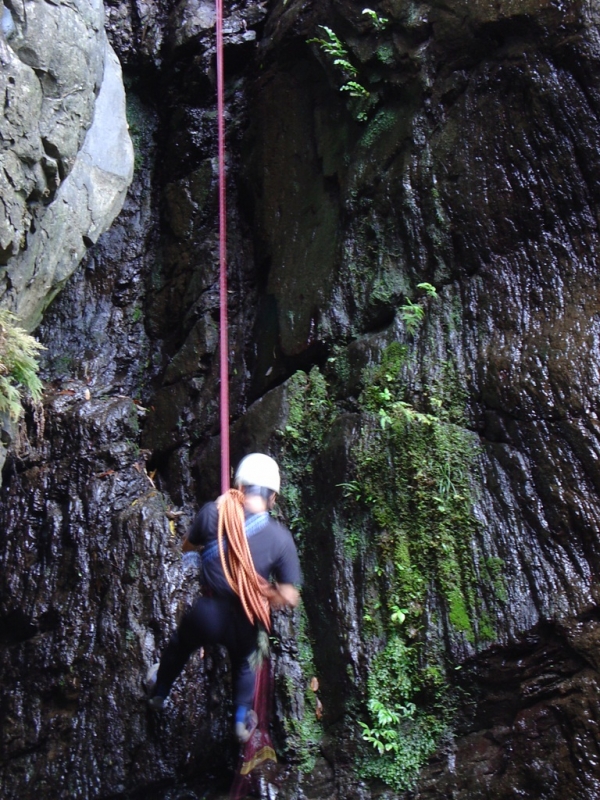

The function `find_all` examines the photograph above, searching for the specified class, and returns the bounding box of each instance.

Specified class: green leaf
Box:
[340,81,370,98]
[417,282,438,298]
[333,58,358,76]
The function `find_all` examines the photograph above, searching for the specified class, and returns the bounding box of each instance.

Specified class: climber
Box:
[147,453,301,743]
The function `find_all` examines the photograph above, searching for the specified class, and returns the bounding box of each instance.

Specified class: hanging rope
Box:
[214,7,276,631]
[217,490,278,631]
[216,0,230,494]
[214,25,278,791]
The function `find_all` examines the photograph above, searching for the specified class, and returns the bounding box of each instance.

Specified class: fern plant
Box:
[308,26,351,65]
[362,8,389,30]
[400,284,438,335]
[340,81,370,98]
[399,299,425,335]
[308,26,370,104]
[0,310,45,420]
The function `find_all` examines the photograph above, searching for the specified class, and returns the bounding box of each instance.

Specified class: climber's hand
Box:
[274,583,300,608]
[181,534,199,552]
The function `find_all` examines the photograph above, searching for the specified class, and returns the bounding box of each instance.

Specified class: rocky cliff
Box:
[0,0,133,474]
[3,1,600,798]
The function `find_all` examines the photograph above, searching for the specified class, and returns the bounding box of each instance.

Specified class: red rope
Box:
[216,0,230,494]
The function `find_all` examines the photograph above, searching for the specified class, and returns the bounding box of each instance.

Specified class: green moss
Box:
[334,518,367,561]
[477,611,496,642]
[124,438,141,459]
[485,556,507,603]
[281,606,322,771]
[447,589,472,637]
[327,346,351,391]
[376,42,395,65]
[359,107,403,150]
[128,402,141,435]
[371,269,405,307]
[381,340,408,376]
[276,370,332,762]
[132,306,143,324]
[278,367,333,544]
[430,357,469,424]
[358,636,448,791]
[357,396,480,639]
[124,85,153,173]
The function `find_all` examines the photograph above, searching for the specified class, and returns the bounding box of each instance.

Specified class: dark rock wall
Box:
[3,0,600,798]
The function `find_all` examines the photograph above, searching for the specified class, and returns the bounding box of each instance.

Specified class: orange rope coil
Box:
[217,489,277,631]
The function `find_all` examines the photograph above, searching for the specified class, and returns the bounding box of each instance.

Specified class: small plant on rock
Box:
[362,8,389,30]
[399,299,425,335]
[400,283,438,335]
[0,310,44,420]
[308,26,358,76]
[308,26,370,119]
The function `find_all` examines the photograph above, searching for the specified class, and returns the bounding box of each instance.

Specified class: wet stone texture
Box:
[0,388,230,798]
[0,77,230,799]
[4,0,600,798]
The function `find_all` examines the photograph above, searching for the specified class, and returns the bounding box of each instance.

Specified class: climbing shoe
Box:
[145,663,166,710]
[235,709,258,743]
[148,695,165,711]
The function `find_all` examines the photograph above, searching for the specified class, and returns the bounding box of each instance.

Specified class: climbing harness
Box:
[216,0,229,494]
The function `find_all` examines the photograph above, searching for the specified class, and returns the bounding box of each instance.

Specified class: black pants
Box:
[155,595,258,708]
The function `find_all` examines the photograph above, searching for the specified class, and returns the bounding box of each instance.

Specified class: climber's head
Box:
[234,453,280,510]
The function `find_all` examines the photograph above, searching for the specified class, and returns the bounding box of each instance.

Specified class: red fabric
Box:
[230,660,278,799]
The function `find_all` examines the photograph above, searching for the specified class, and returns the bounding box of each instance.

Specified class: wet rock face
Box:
[0,0,133,477]
[0,389,233,799]
[4,0,600,798]
[0,146,240,799]
[414,620,600,799]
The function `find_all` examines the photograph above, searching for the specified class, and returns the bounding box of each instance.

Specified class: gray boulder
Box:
[0,0,134,330]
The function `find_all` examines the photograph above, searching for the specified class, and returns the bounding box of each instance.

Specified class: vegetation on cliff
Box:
[0,310,44,420]
[274,283,500,791]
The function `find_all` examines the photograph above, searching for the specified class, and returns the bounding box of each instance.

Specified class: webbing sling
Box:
[201,512,270,564]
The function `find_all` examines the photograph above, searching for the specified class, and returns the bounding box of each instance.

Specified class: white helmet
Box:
[234,453,280,494]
